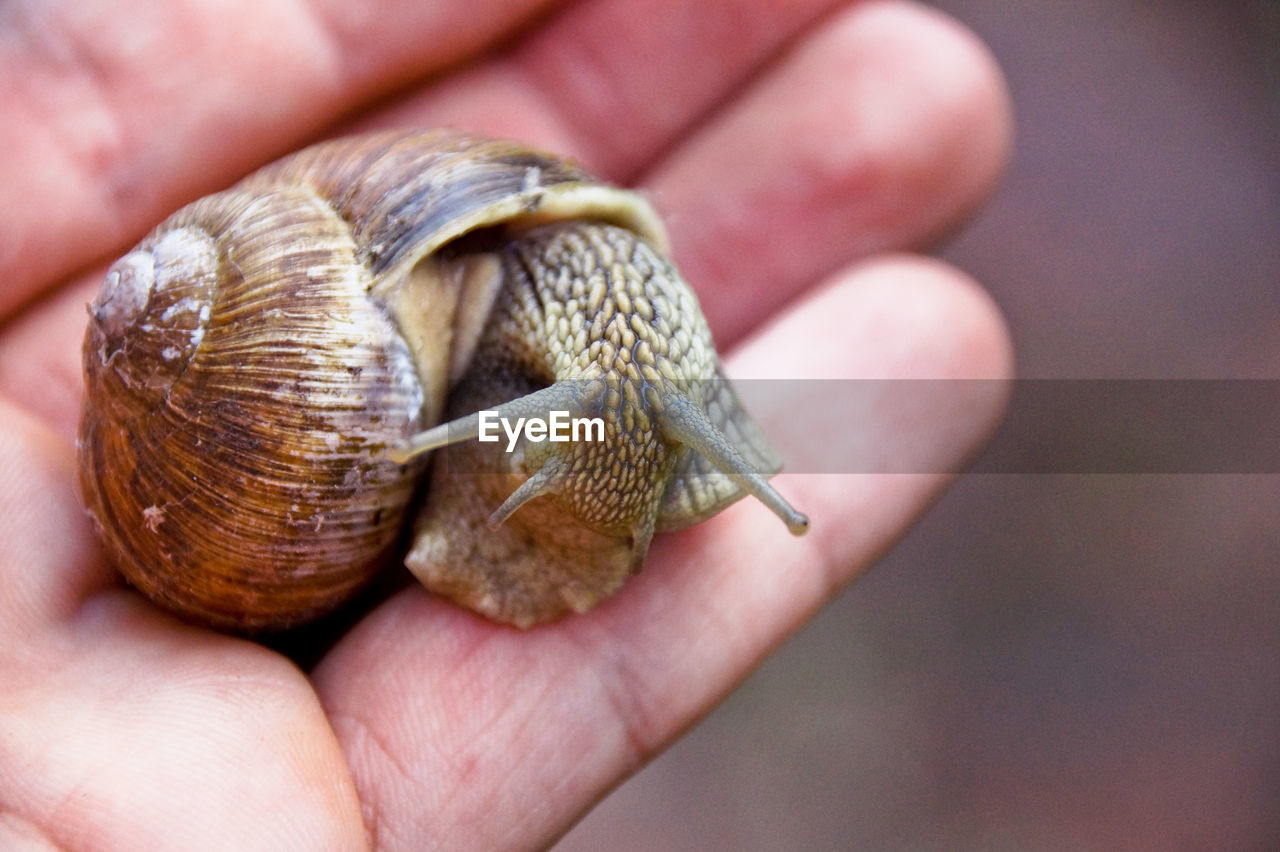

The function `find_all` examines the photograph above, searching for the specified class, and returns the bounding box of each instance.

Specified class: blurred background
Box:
[561,2,1280,849]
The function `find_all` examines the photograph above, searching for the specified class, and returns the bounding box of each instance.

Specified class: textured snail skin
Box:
[78,130,806,632]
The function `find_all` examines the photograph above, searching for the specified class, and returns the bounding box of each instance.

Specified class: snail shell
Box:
[79,130,807,631]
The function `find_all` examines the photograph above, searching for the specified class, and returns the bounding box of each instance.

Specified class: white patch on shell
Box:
[91,251,155,341]
[141,505,165,531]
[190,304,210,351]
[160,346,183,361]
[159,296,203,322]
[151,227,219,296]
[320,330,424,448]
[306,268,426,453]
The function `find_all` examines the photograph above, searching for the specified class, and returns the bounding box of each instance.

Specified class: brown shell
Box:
[79,188,427,630]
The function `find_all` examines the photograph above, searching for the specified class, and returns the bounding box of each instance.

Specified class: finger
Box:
[370,0,846,178]
[312,255,1011,848]
[645,1,1013,343]
[354,1,1012,344]
[0,0,559,317]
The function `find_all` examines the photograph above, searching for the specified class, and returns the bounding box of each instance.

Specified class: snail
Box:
[78,129,808,632]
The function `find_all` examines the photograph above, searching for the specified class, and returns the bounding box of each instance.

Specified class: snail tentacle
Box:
[659,391,810,536]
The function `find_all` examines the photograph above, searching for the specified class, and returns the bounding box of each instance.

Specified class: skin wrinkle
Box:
[555,532,763,756]
[2,812,63,852]
[500,744,591,851]
[1,579,369,847]
[326,710,402,850]
[44,778,100,852]
[0,411,109,637]
[487,642,617,830]
[572,574,710,749]
[3,698,100,851]
[427,711,528,848]
[0,810,62,852]
[548,680,655,846]
[491,676,589,849]
[563,620,657,759]
[324,601,661,850]
[320,605,507,845]
[0,278,94,443]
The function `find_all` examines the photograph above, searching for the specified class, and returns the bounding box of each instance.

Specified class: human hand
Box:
[0,0,1012,848]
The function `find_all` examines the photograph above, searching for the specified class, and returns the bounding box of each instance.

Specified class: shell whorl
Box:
[80,184,427,631]
[85,226,219,419]
[240,129,670,284]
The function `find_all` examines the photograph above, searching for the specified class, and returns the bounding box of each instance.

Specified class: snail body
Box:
[79,130,806,631]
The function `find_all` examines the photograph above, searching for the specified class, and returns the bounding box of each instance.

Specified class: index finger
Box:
[0,0,839,318]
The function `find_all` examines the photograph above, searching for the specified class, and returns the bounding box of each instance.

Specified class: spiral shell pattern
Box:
[80,187,426,630]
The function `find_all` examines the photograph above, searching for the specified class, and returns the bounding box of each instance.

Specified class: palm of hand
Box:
[0,1,1011,848]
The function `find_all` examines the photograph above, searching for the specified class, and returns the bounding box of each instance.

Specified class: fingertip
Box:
[645,0,1015,342]
[785,0,1015,246]
[725,254,1012,550]
[847,253,1015,384]
[883,1,1016,230]
[731,253,1013,384]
